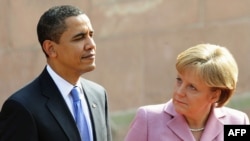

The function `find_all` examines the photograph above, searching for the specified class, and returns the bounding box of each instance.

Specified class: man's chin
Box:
[82,65,96,73]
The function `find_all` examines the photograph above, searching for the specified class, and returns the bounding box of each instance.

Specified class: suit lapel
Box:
[81,79,104,141]
[81,81,99,113]
[200,108,224,141]
[167,115,195,141]
[39,68,81,141]
[81,79,96,139]
[165,100,195,141]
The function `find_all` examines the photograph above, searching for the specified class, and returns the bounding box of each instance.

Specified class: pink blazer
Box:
[125,99,249,141]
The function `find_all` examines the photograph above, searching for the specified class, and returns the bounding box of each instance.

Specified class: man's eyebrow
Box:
[72,30,94,39]
[72,32,86,39]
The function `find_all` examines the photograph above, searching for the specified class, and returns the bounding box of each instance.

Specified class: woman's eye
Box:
[176,78,182,85]
[188,85,197,91]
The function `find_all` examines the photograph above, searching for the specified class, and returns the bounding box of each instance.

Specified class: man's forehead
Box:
[65,14,92,28]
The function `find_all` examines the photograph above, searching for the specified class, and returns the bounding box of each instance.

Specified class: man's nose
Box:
[85,37,96,50]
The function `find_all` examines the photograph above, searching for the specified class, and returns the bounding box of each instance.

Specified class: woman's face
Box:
[172,69,219,118]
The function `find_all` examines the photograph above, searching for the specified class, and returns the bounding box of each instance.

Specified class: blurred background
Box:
[1,0,250,140]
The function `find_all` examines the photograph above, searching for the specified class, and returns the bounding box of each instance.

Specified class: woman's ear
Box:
[211,89,221,103]
[42,40,57,58]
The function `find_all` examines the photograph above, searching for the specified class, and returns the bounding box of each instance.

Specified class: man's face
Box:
[51,14,96,77]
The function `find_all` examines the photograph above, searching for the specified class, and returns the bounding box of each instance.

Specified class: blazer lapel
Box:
[164,101,195,141]
[167,114,195,141]
[200,108,224,141]
[80,79,105,141]
[39,68,81,141]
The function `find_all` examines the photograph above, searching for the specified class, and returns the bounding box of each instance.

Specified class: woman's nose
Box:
[175,86,186,97]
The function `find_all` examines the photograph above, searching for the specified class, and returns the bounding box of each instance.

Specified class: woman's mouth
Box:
[174,99,187,105]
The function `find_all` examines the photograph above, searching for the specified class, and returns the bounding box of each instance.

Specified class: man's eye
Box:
[74,38,81,41]
[89,32,94,38]
[73,35,85,41]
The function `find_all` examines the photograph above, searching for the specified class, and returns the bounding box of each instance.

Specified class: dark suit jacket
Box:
[0,68,112,141]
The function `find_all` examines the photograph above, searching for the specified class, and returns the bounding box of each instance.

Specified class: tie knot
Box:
[71,86,80,101]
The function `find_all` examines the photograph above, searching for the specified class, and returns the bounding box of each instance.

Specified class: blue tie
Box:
[71,86,90,141]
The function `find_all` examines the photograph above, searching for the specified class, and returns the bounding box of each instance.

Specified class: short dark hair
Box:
[37,5,84,56]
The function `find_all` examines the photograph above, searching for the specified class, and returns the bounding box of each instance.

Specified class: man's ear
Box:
[42,40,57,57]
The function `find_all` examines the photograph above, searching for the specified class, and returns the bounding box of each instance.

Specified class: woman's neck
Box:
[185,107,212,129]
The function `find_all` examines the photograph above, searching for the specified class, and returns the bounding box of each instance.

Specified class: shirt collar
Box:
[46,65,81,97]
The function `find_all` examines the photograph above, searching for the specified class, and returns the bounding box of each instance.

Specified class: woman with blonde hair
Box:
[125,44,249,141]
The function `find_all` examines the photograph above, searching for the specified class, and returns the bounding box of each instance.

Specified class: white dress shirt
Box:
[46,65,93,141]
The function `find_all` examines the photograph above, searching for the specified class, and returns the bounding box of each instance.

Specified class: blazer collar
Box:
[39,68,81,141]
[80,79,98,111]
[164,100,224,141]
[164,100,195,140]
[80,78,100,141]
[200,108,224,140]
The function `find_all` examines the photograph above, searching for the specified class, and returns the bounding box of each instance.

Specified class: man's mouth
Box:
[82,54,95,59]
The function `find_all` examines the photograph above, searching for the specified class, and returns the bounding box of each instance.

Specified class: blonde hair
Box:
[176,44,238,107]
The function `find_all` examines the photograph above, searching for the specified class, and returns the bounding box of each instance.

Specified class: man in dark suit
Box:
[0,5,112,141]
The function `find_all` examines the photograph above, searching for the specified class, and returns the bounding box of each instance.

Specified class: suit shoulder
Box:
[216,106,249,124]
[8,78,40,101]
[219,106,247,116]
[81,78,105,89]
[140,104,165,111]
[137,103,167,116]
[135,103,173,127]
[81,78,102,86]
